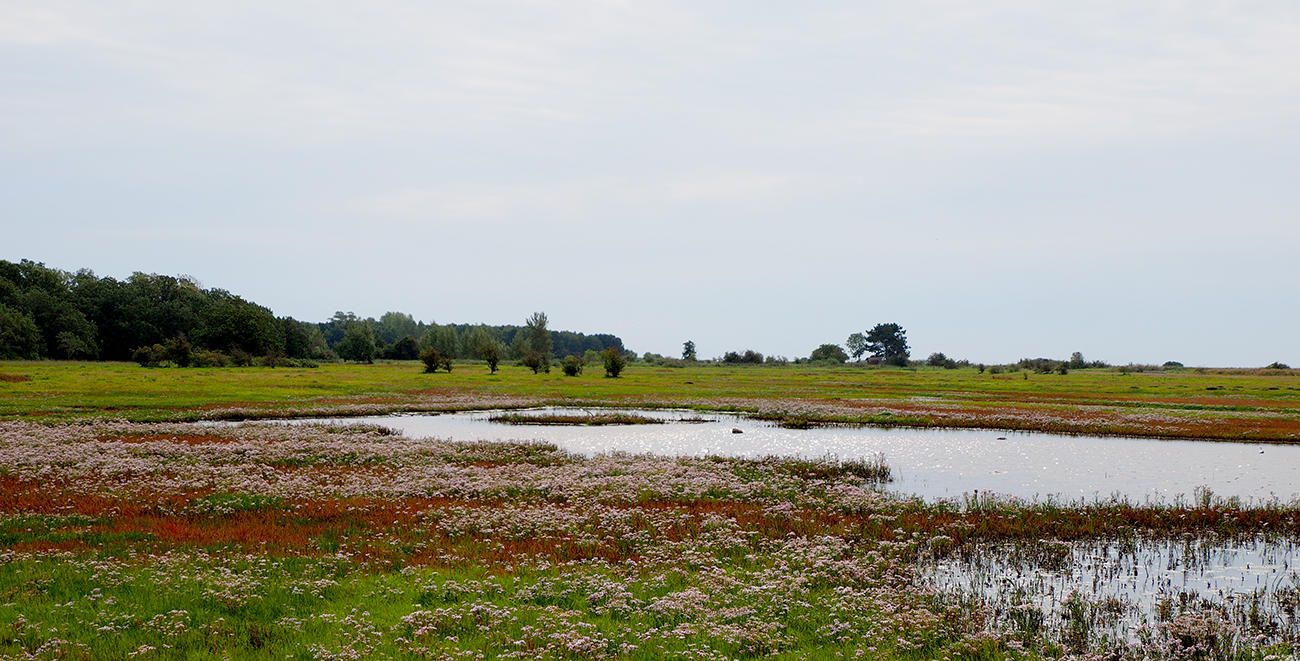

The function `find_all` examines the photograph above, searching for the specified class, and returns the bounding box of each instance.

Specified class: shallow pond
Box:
[282,407,1300,504]
[923,535,1300,645]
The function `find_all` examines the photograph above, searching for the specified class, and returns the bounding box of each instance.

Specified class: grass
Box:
[0,420,1296,660]
[1,361,1299,659]
[489,412,665,426]
[2,360,1299,440]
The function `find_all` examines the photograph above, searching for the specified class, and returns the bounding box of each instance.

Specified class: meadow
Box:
[1,361,1298,660]
[2,360,1298,440]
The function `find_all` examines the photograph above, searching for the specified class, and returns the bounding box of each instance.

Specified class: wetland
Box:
[1,361,1298,659]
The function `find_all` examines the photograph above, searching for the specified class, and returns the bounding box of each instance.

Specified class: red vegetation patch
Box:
[0,373,32,383]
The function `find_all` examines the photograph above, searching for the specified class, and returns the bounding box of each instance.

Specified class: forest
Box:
[0,260,625,364]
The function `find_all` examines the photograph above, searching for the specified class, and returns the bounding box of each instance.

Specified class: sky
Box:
[2,1,1298,366]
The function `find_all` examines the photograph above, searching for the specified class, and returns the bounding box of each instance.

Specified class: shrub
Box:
[601,347,626,378]
[259,352,293,368]
[520,348,549,374]
[229,348,255,367]
[1163,361,1184,369]
[477,341,501,373]
[988,365,1003,374]
[723,350,764,364]
[189,348,229,368]
[1265,362,1291,370]
[132,344,166,367]
[420,348,452,373]
[810,344,848,363]
[927,352,959,369]
[561,355,584,376]
[163,337,192,367]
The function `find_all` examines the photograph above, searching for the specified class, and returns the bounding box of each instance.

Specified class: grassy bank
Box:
[2,360,1299,441]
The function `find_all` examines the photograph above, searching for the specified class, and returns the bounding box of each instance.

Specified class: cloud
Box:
[349,171,830,223]
[4,1,1299,149]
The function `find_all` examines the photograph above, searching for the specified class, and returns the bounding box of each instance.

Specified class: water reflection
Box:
[923,535,1300,645]
[299,407,1300,504]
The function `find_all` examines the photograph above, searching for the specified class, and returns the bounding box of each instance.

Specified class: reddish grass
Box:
[4,471,1297,568]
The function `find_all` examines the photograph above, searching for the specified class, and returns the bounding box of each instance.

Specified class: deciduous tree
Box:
[846,333,867,360]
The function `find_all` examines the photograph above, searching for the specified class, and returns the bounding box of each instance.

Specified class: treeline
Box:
[0,260,625,364]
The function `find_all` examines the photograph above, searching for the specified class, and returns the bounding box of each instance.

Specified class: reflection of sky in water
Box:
[292,407,1300,504]
[926,537,1300,641]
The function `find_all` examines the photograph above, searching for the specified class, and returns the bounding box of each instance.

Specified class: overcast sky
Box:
[3,1,1297,366]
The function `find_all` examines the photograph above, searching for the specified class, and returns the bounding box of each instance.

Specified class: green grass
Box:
[2,360,1298,439]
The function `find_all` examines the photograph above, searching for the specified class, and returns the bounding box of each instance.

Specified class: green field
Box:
[3,360,1299,440]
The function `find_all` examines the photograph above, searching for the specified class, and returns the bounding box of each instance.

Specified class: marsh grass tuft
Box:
[489,411,664,426]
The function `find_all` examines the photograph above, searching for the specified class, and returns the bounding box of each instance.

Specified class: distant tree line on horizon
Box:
[0,260,626,366]
[3,260,1290,371]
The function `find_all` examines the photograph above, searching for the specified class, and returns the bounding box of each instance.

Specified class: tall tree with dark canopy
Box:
[865,323,910,366]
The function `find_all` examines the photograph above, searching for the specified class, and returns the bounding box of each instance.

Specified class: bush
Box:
[163,337,192,367]
[723,350,764,364]
[520,348,549,374]
[477,341,501,373]
[132,344,167,367]
[561,355,584,376]
[420,348,452,373]
[259,352,293,368]
[927,352,959,369]
[229,348,255,367]
[601,347,626,378]
[1163,361,1184,369]
[810,344,848,363]
[1265,362,1291,370]
[189,348,229,368]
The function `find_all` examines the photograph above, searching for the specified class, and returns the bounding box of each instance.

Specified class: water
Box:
[271,407,1300,504]
[923,536,1300,644]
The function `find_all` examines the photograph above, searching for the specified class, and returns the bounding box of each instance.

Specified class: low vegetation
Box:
[3,361,1299,441]
[0,420,1294,660]
[489,411,662,425]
